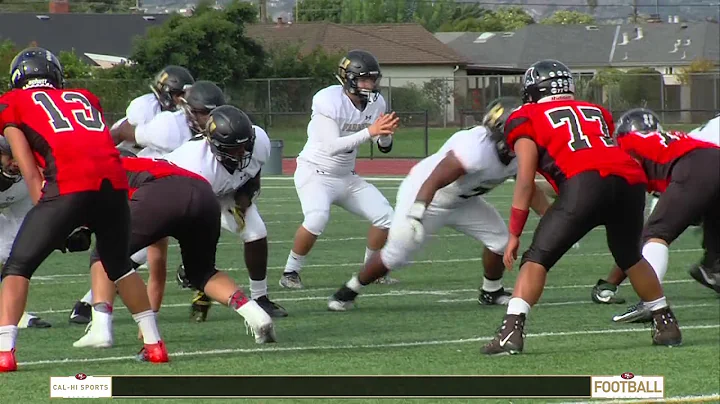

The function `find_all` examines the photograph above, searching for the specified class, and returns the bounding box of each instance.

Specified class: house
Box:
[437,22,720,124]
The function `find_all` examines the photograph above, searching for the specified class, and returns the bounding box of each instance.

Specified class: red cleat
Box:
[136,340,169,363]
[0,349,17,372]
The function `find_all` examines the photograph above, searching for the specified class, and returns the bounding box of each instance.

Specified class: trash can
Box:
[265,139,284,175]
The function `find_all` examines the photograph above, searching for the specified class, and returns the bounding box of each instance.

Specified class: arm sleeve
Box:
[450,133,486,174]
[134,112,187,152]
[308,114,372,156]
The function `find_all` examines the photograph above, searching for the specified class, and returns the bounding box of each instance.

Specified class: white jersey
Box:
[115,93,162,151]
[297,85,386,175]
[408,126,517,206]
[0,180,33,262]
[134,110,193,158]
[689,115,720,146]
[165,125,271,198]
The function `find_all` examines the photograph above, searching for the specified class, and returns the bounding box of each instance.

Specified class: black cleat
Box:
[688,264,720,293]
[651,307,682,347]
[69,301,92,325]
[255,295,288,318]
[328,285,359,312]
[190,291,212,322]
[177,264,193,289]
[478,288,511,305]
[481,314,526,356]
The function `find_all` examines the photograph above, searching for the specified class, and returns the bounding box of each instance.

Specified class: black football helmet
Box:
[9,47,64,90]
[151,65,195,112]
[181,80,226,134]
[522,59,575,103]
[335,50,382,103]
[615,108,664,140]
[482,97,523,165]
[205,105,255,173]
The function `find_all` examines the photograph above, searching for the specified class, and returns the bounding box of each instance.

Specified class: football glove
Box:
[66,227,92,252]
[401,202,426,244]
[230,206,246,231]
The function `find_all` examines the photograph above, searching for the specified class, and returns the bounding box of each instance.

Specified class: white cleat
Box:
[73,323,113,348]
[239,300,277,344]
[327,298,354,312]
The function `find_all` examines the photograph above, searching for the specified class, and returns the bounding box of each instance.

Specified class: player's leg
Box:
[70,247,147,325]
[689,219,720,293]
[335,174,396,284]
[328,178,444,311]
[0,195,87,372]
[90,181,168,363]
[179,180,275,343]
[281,166,338,289]
[604,178,681,346]
[449,197,511,305]
[482,172,604,356]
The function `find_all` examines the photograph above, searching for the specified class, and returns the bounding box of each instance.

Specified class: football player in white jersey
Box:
[68,67,197,324]
[328,98,551,311]
[280,50,401,290]
[165,103,288,319]
[0,138,93,329]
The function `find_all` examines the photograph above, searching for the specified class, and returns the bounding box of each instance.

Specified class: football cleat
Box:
[136,341,169,363]
[591,279,626,304]
[612,301,652,323]
[481,314,526,356]
[651,307,682,347]
[688,264,720,293]
[328,285,358,312]
[255,296,288,318]
[73,323,113,348]
[69,301,92,325]
[279,271,304,289]
[18,312,51,329]
[478,288,512,305]
[190,291,212,322]
[374,274,400,285]
[0,349,17,372]
[238,300,277,344]
[176,264,193,289]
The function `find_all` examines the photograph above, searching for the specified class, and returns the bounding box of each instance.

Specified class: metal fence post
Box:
[660,75,666,124]
[266,79,272,127]
[424,110,429,157]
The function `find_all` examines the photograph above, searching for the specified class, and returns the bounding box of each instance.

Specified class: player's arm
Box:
[111,119,136,145]
[415,151,466,206]
[529,182,551,216]
[310,113,398,155]
[234,170,261,214]
[508,137,538,238]
[376,98,395,154]
[3,127,43,204]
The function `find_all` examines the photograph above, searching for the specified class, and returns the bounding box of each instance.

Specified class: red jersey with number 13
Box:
[0,88,128,197]
[122,156,208,198]
[617,130,719,193]
[505,99,646,192]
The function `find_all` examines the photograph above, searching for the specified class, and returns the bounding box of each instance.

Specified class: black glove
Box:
[65,227,92,253]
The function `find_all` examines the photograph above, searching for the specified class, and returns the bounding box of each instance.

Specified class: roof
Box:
[246,22,467,66]
[0,13,171,59]
[440,22,720,70]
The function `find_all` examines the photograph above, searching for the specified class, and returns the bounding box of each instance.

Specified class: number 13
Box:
[32,91,106,133]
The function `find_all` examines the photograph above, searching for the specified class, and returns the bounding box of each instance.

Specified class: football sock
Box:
[642,242,669,283]
[80,290,93,305]
[284,251,306,274]
[228,290,249,310]
[0,325,17,351]
[507,297,531,316]
[364,247,377,264]
[250,278,268,300]
[132,310,161,345]
[645,296,668,311]
[483,277,503,292]
[346,276,363,293]
[91,303,113,332]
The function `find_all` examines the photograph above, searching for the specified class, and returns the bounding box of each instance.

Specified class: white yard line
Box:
[17,324,719,367]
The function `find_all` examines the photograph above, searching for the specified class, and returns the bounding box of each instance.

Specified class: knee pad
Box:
[130,247,148,266]
[371,205,394,230]
[302,209,330,236]
[242,205,268,243]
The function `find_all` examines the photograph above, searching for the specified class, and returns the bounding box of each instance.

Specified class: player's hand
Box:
[503,235,520,270]
[66,227,92,253]
[402,202,427,244]
[369,112,400,137]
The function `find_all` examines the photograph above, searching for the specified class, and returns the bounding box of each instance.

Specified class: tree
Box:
[541,10,596,25]
[130,0,265,86]
[295,0,342,22]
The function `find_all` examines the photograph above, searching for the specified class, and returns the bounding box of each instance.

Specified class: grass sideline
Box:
[1,181,717,403]
[267,124,701,158]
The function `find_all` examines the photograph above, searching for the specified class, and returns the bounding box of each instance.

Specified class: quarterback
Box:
[329,97,551,310]
[280,50,400,290]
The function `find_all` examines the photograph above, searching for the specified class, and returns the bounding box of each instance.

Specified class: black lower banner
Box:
[111,375,591,398]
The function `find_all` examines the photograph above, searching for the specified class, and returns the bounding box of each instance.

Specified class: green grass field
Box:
[271,124,701,158]
[1,178,718,403]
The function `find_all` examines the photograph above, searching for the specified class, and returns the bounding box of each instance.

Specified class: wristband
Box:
[509,207,529,237]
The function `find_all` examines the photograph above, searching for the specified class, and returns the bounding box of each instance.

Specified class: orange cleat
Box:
[136,341,169,364]
[0,349,17,372]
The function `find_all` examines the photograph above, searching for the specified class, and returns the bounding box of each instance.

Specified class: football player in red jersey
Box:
[74,118,275,351]
[0,48,168,372]
[481,59,682,356]
[589,109,720,322]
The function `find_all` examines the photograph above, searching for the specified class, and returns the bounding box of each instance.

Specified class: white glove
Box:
[403,201,426,244]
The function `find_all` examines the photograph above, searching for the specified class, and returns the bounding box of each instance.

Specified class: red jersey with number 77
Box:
[0,88,128,197]
[505,99,647,193]
[617,130,719,193]
[122,156,208,198]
